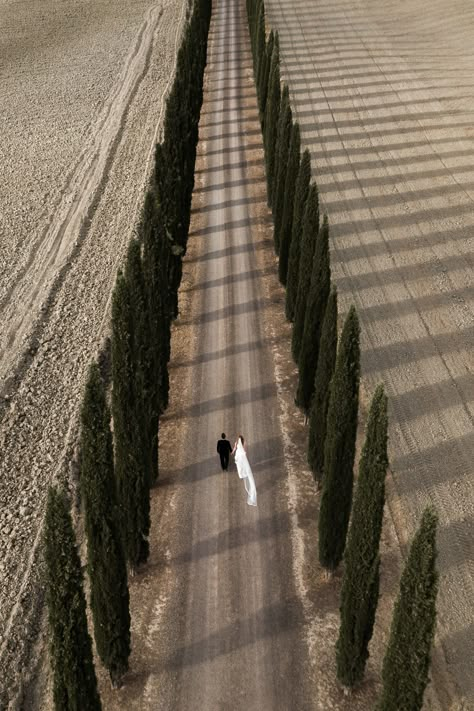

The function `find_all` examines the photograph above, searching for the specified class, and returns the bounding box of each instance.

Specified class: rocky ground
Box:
[0,0,185,706]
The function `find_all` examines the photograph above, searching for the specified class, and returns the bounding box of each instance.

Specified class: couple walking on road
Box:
[217,433,257,507]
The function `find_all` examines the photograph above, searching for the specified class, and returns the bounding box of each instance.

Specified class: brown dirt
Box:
[264,0,474,707]
[0,0,186,705]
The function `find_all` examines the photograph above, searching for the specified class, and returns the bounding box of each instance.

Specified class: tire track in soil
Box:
[0,4,163,393]
[0,1,187,705]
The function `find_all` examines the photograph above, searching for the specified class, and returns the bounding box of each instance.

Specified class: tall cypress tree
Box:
[111,272,150,570]
[295,215,330,413]
[256,16,268,114]
[155,142,183,320]
[264,33,280,206]
[259,30,274,124]
[255,1,265,82]
[80,362,131,687]
[291,182,319,362]
[249,0,259,58]
[278,121,300,285]
[141,194,170,482]
[141,192,170,414]
[285,149,311,321]
[308,286,338,486]
[273,84,293,253]
[318,305,360,572]
[44,487,102,710]
[336,384,388,687]
[161,91,183,247]
[125,239,155,484]
[376,508,439,711]
[246,0,252,35]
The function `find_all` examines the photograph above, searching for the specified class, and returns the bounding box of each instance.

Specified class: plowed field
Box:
[0,0,184,704]
[265,0,474,703]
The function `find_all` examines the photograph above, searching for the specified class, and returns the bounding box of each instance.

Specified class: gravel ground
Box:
[0,0,185,705]
[264,0,474,705]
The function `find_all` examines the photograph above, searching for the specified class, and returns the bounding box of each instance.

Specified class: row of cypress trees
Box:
[43,0,212,706]
[246,2,439,707]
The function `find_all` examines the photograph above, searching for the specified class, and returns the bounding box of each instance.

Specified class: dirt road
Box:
[0,0,185,704]
[264,0,474,703]
[99,0,313,708]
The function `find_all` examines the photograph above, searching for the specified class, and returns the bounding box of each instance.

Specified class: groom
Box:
[217,433,232,471]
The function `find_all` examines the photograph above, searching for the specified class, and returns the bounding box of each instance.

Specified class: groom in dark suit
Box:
[217,433,232,471]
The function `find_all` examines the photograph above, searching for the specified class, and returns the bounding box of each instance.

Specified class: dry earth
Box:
[97,0,444,708]
[264,0,474,706]
[2,0,474,707]
[98,0,317,707]
[0,0,186,705]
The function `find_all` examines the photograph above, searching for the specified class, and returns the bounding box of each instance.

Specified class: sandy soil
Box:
[0,0,186,705]
[263,0,474,706]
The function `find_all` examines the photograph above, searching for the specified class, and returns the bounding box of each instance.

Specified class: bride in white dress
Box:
[232,435,257,507]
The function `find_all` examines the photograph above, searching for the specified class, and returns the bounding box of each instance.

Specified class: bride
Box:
[232,435,257,507]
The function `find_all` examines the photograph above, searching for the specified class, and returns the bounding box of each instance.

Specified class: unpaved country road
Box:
[265,0,474,703]
[0,0,186,704]
[100,0,313,708]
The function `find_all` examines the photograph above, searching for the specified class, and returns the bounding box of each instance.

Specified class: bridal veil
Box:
[235,438,257,506]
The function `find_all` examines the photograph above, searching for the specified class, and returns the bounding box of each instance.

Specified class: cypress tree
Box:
[255,2,265,83]
[308,286,338,486]
[125,239,155,484]
[336,384,388,687]
[278,121,300,285]
[246,0,252,33]
[249,0,259,58]
[318,305,360,572]
[295,215,330,413]
[141,192,170,416]
[259,30,274,124]
[264,33,280,206]
[80,362,131,687]
[273,84,293,253]
[155,143,183,321]
[376,507,439,711]
[141,195,170,483]
[174,47,194,243]
[44,486,102,710]
[291,182,319,362]
[111,271,150,570]
[162,91,184,247]
[285,149,311,321]
[256,21,267,114]
[182,0,209,240]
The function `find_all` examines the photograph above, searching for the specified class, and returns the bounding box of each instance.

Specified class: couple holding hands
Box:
[216,433,257,507]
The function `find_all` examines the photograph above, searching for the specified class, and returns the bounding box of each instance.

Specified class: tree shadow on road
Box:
[172,509,290,566]
[170,331,285,370]
[163,595,304,671]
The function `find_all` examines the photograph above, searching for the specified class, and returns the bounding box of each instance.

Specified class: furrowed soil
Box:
[264,0,474,707]
[0,0,185,705]
[2,0,474,708]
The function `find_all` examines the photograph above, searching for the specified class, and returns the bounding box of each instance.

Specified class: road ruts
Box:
[111,0,314,708]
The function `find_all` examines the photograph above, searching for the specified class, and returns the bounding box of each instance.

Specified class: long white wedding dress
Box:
[234,438,257,506]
